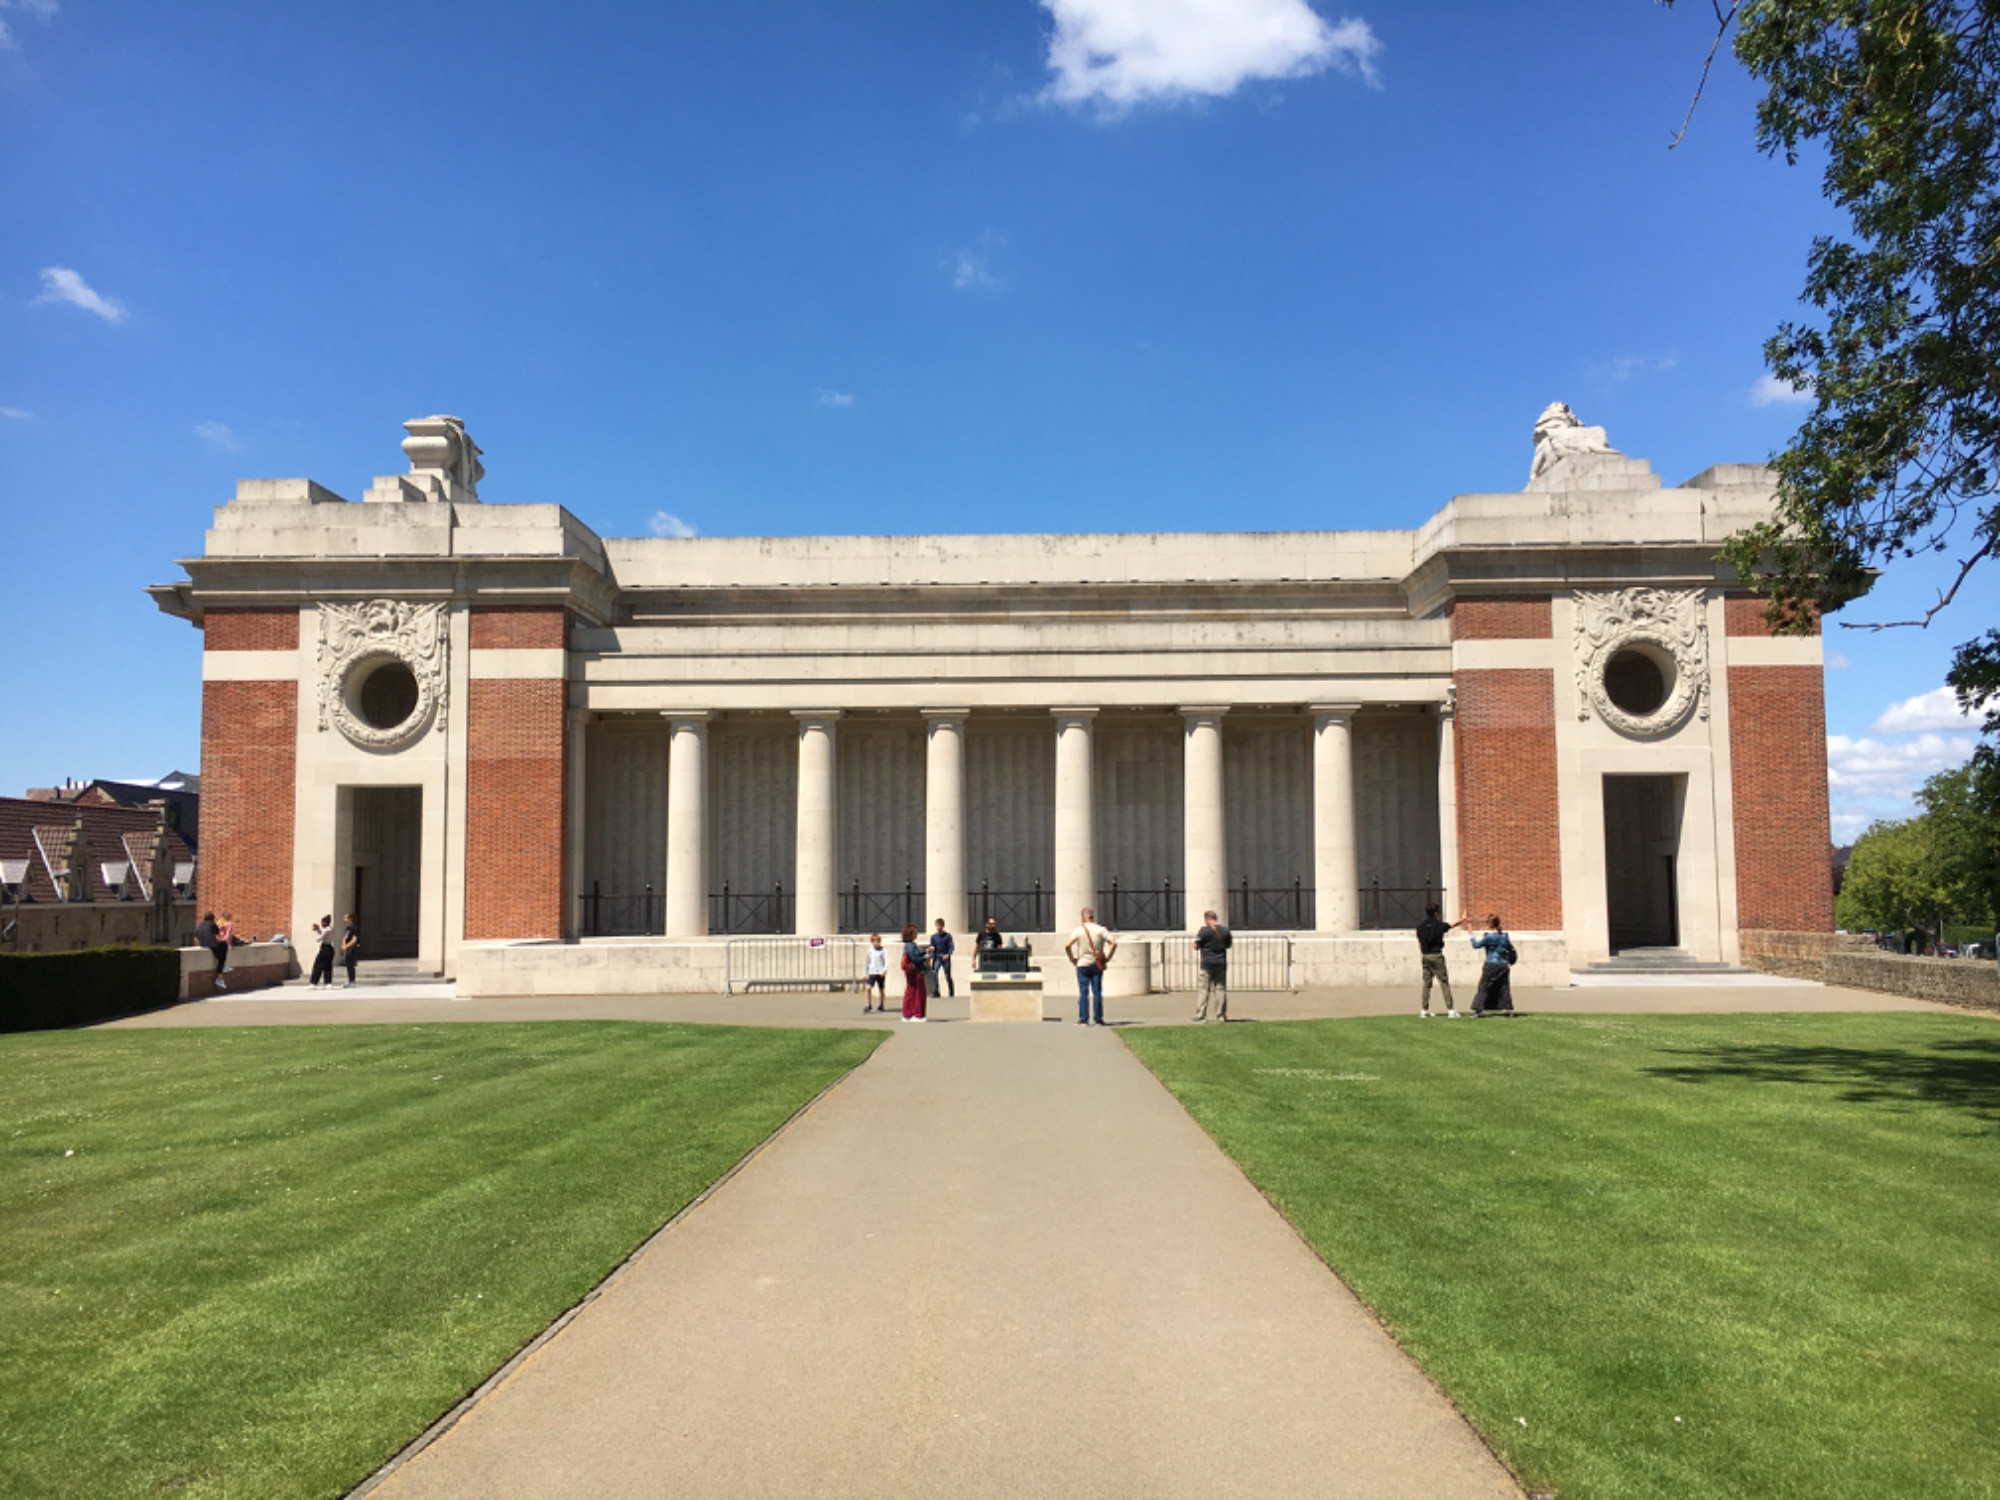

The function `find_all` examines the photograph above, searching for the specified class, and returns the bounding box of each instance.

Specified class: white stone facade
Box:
[152,415,1830,993]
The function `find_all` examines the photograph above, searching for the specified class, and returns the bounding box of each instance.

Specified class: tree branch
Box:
[1839,535,1998,629]
[1669,1,1742,149]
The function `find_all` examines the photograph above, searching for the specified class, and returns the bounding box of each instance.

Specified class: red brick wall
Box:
[469,608,570,650]
[1450,595,1553,641]
[199,679,297,940]
[1729,664,1835,932]
[464,607,570,939]
[1454,669,1562,930]
[204,608,299,652]
[1724,595,1821,636]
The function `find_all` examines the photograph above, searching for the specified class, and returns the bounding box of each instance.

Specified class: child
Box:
[864,932,889,1012]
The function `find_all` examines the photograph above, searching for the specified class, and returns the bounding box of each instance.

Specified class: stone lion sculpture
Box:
[1529,401,1617,482]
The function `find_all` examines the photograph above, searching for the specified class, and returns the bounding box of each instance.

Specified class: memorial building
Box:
[149,406,1835,994]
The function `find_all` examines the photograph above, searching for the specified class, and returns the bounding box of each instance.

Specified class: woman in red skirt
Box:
[899,922,929,1022]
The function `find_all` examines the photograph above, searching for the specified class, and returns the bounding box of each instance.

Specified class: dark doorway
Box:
[1603,774,1684,953]
[353,786,422,959]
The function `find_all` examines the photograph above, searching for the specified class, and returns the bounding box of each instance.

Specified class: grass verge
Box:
[0,1022,883,1499]
[1124,1012,2000,1500]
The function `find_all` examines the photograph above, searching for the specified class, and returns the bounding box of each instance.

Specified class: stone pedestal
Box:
[969,971,1046,1023]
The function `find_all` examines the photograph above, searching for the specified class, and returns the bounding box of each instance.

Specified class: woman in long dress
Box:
[899,923,928,1022]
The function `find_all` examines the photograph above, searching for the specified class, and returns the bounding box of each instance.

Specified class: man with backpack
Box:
[1191,908,1233,1022]
[1469,914,1516,1017]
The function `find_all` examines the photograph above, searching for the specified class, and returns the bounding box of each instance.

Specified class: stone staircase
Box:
[1570,946,1777,986]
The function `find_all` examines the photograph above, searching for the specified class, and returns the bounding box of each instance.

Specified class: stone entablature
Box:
[149,408,1835,986]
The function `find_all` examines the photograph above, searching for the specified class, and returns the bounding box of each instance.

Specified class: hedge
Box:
[0,947,182,1032]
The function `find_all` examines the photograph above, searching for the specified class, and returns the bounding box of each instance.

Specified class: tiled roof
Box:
[0,798,195,905]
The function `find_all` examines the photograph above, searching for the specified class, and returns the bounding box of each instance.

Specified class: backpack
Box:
[1500,937,1518,966]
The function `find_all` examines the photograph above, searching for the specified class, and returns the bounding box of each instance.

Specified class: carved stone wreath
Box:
[1573,587,1709,737]
[317,600,449,750]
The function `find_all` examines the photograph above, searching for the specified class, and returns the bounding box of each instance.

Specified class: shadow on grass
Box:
[1644,1038,2000,1125]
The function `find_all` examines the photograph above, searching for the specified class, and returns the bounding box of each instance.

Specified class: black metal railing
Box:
[712,882,792,935]
[840,879,924,935]
[579,882,659,936]
[969,879,1050,934]
[1227,877,1315,931]
[1359,877,1437,931]
[1097,879,1182,932]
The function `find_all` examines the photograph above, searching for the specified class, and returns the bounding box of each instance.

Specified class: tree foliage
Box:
[1669,3,2000,670]
[1835,763,2000,934]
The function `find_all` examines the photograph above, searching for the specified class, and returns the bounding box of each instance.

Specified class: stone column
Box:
[793,711,841,936]
[1052,709,1098,931]
[924,710,969,937]
[1312,703,1361,932]
[663,713,711,937]
[1436,690,1459,921]
[566,707,588,939]
[1181,707,1228,928]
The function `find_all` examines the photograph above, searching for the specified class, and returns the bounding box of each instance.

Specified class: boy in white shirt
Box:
[863,933,890,1012]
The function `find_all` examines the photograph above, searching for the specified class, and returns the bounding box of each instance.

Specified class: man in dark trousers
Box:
[194,911,228,991]
[1192,908,1232,1022]
[309,914,337,988]
[1414,904,1463,1018]
[929,918,956,997]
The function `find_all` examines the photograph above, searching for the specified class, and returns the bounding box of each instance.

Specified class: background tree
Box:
[1835,817,1951,938]
[1666,3,1999,684]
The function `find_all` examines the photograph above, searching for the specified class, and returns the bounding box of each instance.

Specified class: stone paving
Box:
[363,1020,1520,1499]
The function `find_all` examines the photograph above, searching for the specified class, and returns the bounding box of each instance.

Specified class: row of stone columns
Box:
[651,705,1399,938]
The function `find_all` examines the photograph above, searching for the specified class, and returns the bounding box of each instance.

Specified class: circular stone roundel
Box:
[317,601,450,751]
[1573,588,1709,739]
[331,650,437,749]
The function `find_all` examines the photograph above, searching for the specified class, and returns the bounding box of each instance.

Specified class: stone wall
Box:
[1823,950,2000,1012]
[5,901,199,953]
[1738,928,1865,980]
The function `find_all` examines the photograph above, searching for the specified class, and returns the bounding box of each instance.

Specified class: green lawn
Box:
[0,1022,883,1500]
[1124,1012,2000,1500]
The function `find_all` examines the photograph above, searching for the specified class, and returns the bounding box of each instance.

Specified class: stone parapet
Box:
[181,941,297,999]
[1739,929,1869,980]
[1823,950,2000,1012]
[1290,932,1568,991]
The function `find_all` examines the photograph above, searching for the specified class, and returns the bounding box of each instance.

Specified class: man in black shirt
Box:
[1192,908,1232,1022]
[1414,904,1463,1018]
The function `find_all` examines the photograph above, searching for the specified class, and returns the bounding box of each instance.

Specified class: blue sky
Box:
[1,0,1989,837]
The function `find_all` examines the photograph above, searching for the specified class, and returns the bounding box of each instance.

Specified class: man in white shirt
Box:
[1064,907,1118,1026]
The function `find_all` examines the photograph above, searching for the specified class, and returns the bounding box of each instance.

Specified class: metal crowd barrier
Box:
[724,934,866,994]
[1155,934,1294,993]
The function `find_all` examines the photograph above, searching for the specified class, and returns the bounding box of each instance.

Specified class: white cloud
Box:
[193,420,239,451]
[816,389,856,408]
[950,248,997,290]
[1750,371,1811,408]
[1870,686,1978,734]
[34,266,125,323]
[1040,0,1380,110]
[0,0,59,50]
[649,510,697,539]
[1596,353,1676,381]
[1824,649,1850,670]
[0,406,31,421]
[1827,730,1976,800]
